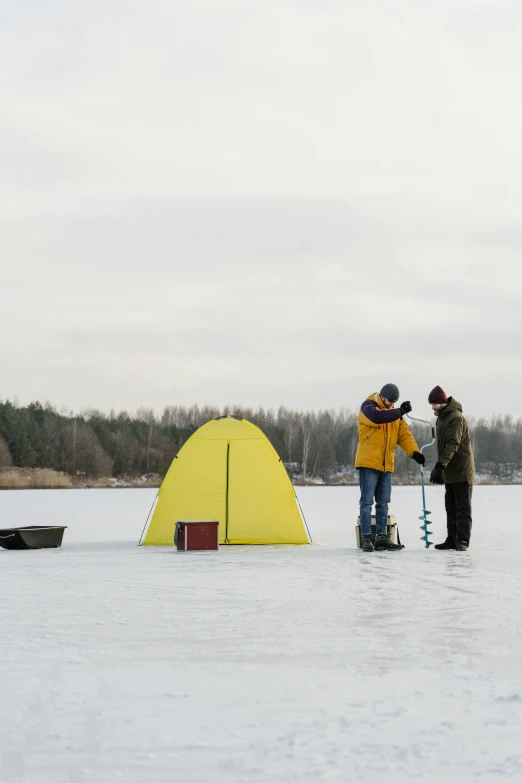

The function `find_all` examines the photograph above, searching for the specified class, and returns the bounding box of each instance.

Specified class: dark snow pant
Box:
[445,482,473,546]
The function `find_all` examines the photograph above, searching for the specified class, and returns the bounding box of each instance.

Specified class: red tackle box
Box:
[174,520,219,551]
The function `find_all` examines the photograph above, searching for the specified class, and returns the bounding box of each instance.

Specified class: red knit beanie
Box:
[428,386,448,404]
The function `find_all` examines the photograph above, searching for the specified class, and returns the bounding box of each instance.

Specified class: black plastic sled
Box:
[0,526,67,550]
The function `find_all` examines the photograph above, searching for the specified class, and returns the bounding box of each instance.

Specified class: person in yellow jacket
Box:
[355,383,425,552]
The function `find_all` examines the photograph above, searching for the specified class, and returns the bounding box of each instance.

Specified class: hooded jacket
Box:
[355,392,419,473]
[435,397,475,484]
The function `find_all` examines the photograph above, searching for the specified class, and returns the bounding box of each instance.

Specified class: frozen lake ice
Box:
[1,486,522,782]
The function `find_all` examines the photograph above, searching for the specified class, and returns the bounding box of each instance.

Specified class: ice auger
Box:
[407,414,436,548]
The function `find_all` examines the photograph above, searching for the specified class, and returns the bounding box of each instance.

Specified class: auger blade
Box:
[420,530,433,548]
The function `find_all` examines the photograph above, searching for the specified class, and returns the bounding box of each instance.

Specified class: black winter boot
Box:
[434,538,456,550]
[456,542,469,551]
[361,534,374,552]
[374,533,403,551]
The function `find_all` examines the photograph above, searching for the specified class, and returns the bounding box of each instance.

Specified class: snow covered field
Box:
[1,486,522,783]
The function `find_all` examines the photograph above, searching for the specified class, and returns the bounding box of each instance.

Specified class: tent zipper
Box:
[225,442,230,543]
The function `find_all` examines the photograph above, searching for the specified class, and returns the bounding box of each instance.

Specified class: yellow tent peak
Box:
[192,416,265,441]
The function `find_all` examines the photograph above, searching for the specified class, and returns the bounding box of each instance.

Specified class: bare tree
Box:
[277,406,299,463]
[136,407,156,473]
[300,413,315,480]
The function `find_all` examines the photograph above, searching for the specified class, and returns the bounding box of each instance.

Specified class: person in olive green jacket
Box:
[428,386,475,551]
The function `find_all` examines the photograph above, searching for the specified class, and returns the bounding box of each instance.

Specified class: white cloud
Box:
[1,1,521,417]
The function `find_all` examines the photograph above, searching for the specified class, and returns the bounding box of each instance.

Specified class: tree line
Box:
[0,400,521,483]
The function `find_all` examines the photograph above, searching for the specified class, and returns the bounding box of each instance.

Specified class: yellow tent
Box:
[140,415,310,545]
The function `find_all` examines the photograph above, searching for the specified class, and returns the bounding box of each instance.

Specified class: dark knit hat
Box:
[380,383,400,402]
[428,386,448,404]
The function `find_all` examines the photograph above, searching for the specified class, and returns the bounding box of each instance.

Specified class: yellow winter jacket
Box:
[355,392,419,473]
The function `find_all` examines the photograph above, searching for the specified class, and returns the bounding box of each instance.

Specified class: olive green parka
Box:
[435,397,475,484]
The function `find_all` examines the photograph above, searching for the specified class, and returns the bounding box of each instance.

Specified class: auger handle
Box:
[406,413,436,459]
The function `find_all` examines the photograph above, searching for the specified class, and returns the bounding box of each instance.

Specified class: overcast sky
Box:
[1,0,521,420]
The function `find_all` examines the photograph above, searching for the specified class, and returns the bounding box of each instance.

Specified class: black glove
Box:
[430,462,444,484]
[411,451,425,466]
[399,400,412,415]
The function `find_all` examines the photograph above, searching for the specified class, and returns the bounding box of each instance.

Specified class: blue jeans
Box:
[359,468,392,536]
